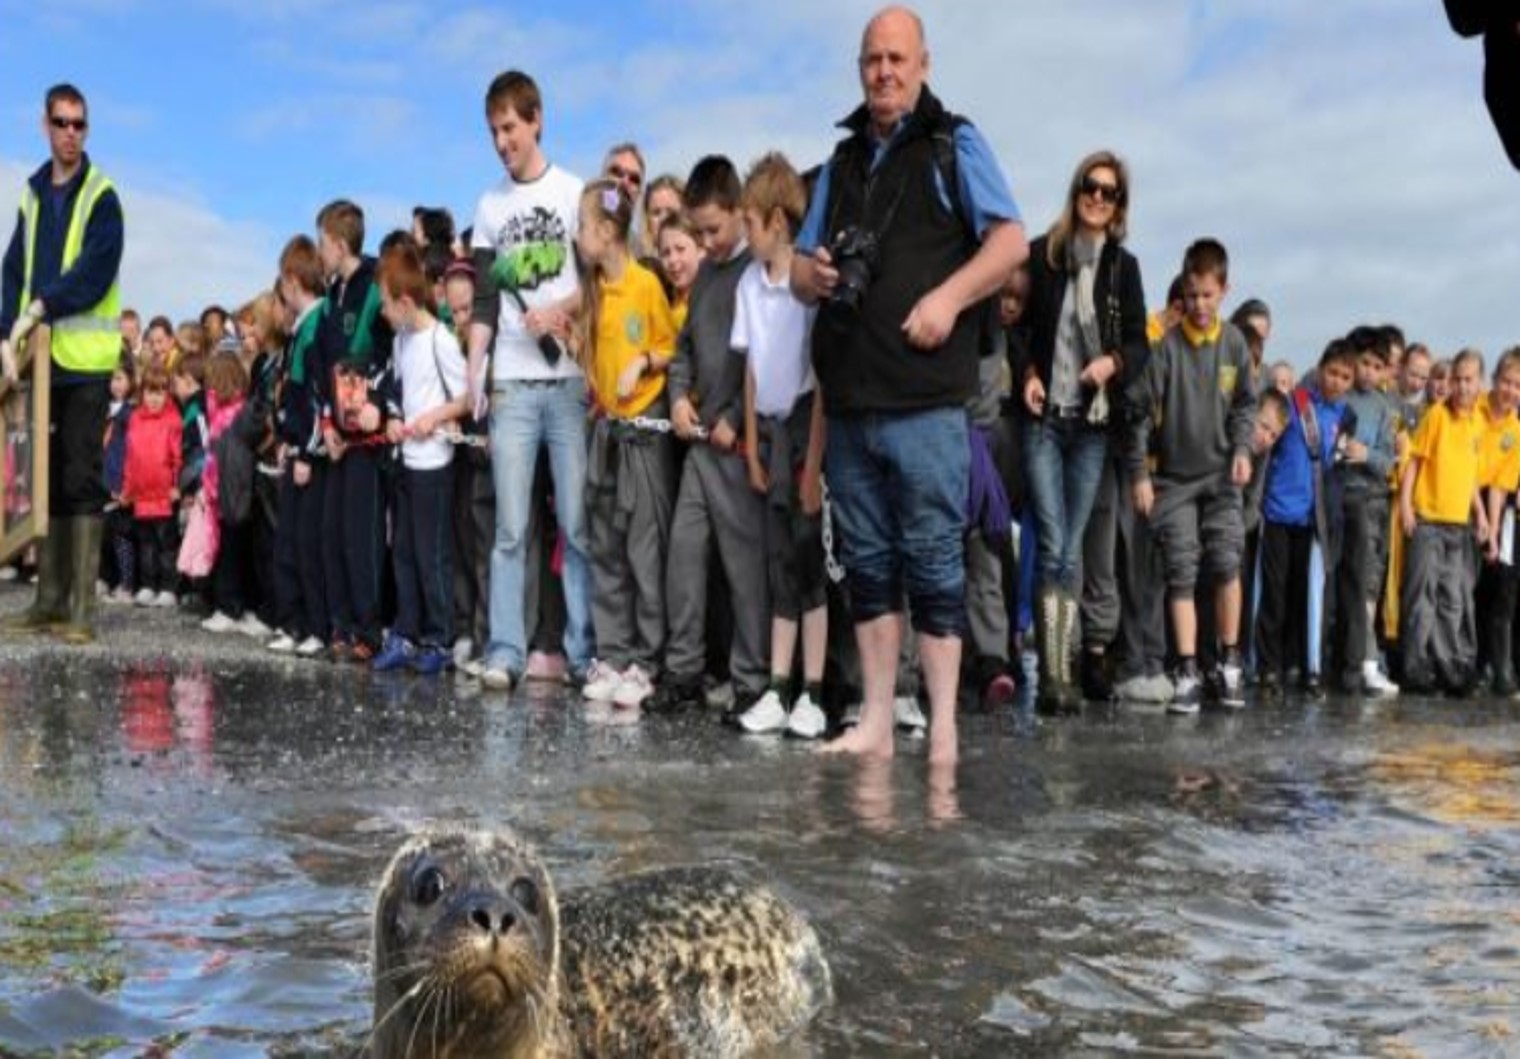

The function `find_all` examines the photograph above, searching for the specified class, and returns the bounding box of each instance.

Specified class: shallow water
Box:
[1,656,1519,1056]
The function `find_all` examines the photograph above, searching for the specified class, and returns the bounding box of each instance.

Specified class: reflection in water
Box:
[1,659,1520,1055]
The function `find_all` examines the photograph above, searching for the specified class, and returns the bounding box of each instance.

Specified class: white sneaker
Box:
[201,611,238,634]
[581,659,624,701]
[612,665,654,709]
[480,665,515,691]
[1361,662,1400,698]
[786,693,828,740]
[1168,673,1203,715]
[894,695,927,733]
[107,587,134,604]
[154,590,177,608]
[134,588,156,606]
[1219,662,1246,709]
[295,636,325,657]
[458,657,485,680]
[267,632,297,654]
[738,690,790,734]
[95,579,109,598]
[236,614,272,638]
[452,637,474,668]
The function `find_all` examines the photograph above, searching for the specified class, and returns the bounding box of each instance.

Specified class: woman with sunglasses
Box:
[1017,151,1148,711]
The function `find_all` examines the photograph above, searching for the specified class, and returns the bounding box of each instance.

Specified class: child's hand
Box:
[293,461,311,487]
[746,457,769,496]
[386,419,406,444]
[357,404,381,434]
[1343,440,1368,464]
[1132,478,1155,519]
[800,468,823,517]
[1231,454,1252,486]
[1079,355,1118,388]
[709,419,737,452]
[671,398,699,440]
[616,356,647,401]
[1401,503,1417,537]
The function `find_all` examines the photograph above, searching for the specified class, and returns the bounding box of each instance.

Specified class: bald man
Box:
[792,7,1027,768]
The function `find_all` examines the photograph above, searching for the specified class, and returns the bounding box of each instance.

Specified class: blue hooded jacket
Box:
[1264,387,1348,527]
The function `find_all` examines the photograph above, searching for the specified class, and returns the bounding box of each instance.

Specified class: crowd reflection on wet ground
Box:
[2,655,1518,1055]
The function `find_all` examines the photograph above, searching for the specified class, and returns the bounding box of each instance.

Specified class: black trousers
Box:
[213,518,253,619]
[322,446,386,648]
[274,464,330,642]
[1256,522,1314,678]
[51,378,110,516]
[134,516,177,592]
[1335,493,1388,682]
[393,465,454,648]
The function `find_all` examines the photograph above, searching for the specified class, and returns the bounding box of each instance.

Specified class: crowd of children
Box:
[73,111,1519,731]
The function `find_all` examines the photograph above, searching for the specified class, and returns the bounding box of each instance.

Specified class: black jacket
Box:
[1013,233,1148,423]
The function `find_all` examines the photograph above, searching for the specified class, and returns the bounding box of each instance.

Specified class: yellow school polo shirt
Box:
[590,259,677,418]
[1476,391,1520,492]
[1411,401,1483,524]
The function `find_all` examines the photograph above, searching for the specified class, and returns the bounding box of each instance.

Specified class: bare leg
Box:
[1216,576,1242,646]
[770,616,798,683]
[1170,596,1198,658]
[801,604,828,683]
[919,632,961,768]
[819,613,900,759]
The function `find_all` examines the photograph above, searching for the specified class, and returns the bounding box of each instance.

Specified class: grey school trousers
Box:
[1401,520,1477,684]
[587,415,676,674]
[1083,452,1168,680]
[664,443,770,695]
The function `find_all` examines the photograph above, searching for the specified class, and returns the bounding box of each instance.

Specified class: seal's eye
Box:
[510,877,540,916]
[411,864,448,908]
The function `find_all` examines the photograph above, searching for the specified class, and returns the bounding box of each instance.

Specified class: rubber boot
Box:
[1035,587,1063,712]
[1056,590,1081,711]
[1,524,67,633]
[54,517,103,645]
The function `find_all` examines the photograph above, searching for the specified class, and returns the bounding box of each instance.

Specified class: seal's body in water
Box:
[370,828,832,1058]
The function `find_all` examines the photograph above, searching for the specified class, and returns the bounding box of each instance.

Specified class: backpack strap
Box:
[1294,387,1321,458]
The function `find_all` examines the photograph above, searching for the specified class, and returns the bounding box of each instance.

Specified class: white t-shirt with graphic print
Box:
[470,163,583,382]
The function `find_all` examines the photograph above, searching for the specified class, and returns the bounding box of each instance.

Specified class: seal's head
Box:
[371,827,562,1059]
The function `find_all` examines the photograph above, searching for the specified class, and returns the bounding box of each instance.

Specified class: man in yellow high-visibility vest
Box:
[0,83,125,644]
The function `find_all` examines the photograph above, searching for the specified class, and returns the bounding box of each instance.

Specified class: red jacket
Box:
[122,401,183,519]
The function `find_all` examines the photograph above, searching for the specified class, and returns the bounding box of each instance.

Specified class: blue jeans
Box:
[486,378,594,674]
[826,407,969,638]
[1022,416,1108,592]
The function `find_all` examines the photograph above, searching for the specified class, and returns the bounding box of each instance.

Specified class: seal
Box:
[370,827,832,1058]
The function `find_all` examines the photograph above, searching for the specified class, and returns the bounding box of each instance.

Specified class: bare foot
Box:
[817,721,894,760]
[927,760,961,826]
[927,729,958,769]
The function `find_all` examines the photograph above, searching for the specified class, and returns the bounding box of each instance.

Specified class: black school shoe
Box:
[1079,650,1115,703]
[645,674,705,715]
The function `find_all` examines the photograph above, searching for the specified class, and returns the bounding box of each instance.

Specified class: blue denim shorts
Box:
[825,407,969,637]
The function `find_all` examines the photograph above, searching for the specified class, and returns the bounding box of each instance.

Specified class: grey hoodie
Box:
[1128,321,1255,483]
[1341,387,1398,498]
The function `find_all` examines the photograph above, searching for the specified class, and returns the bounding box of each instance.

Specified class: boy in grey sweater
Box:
[653,155,770,714]
[1129,239,1256,712]
[1336,329,1400,696]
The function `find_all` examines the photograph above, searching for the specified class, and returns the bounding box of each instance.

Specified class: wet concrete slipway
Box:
[1,591,1519,1057]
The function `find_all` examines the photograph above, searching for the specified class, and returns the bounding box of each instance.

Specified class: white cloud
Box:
[0,157,278,324]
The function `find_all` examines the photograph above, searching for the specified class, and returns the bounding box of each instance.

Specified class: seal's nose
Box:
[467,899,516,937]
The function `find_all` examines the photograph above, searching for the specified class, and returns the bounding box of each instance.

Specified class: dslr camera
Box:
[827,227,879,313]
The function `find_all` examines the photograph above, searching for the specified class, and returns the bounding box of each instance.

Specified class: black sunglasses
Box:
[1079,176,1122,205]
[50,116,87,132]
[607,163,642,189]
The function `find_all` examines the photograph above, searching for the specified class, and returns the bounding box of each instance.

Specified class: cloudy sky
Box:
[0,0,1513,369]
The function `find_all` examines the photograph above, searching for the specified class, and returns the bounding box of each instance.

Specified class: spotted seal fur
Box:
[370,827,832,1057]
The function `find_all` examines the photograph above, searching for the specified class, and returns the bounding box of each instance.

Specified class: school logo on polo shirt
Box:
[1218,364,1239,398]
[623,312,646,347]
